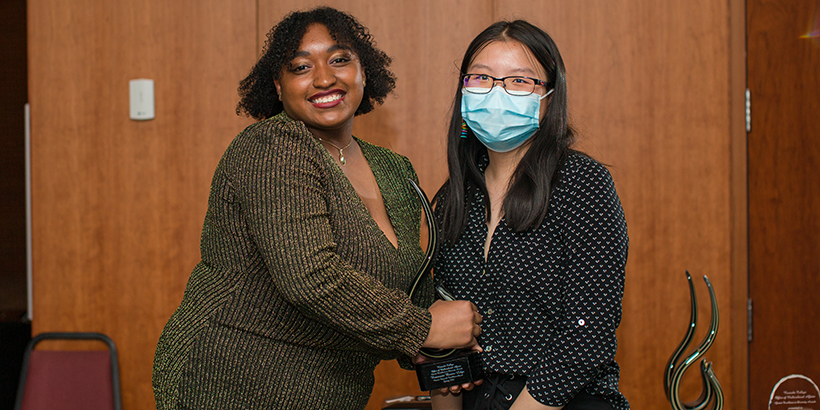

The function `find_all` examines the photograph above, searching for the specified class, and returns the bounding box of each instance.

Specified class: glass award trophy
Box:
[407,179,484,392]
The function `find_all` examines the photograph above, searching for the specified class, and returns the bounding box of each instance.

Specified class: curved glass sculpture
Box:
[407,179,457,359]
[664,271,723,410]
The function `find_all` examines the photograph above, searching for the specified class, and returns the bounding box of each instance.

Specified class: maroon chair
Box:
[14,332,122,410]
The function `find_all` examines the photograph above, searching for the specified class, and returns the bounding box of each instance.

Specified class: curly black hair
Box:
[236,7,396,120]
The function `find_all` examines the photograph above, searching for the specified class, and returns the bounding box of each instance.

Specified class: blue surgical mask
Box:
[461,87,553,152]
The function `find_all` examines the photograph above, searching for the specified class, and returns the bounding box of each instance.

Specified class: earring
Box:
[460,120,469,138]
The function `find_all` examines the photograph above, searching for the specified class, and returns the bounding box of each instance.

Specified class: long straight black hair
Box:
[434,20,576,244]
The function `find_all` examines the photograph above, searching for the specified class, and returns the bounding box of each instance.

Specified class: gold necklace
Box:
[317,137,354,165]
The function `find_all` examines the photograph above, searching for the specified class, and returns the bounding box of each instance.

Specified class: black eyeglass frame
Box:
[460,73,550,96]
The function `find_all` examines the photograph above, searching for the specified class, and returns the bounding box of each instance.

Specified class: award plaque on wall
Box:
[769,374,820,410]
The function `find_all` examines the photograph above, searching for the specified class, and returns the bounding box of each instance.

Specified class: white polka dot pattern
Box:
[435,152,629,409]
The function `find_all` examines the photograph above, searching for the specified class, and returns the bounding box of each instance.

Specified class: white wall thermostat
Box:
[129,79,155,120]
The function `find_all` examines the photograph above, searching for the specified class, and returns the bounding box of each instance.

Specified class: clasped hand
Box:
[417,300,484,393]
[424,299,482,349]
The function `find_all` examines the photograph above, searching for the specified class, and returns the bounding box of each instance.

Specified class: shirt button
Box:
[486,309,494,315]
[485,345,492,352]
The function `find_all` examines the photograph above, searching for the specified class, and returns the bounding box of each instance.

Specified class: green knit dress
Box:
[153,112,433,410]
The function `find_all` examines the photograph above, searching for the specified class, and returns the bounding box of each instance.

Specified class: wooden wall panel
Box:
[493,1,746,409]
[28,1,256,409]
[748,1,820,407]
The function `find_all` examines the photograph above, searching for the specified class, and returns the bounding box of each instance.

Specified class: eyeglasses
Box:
[461,74,549,96]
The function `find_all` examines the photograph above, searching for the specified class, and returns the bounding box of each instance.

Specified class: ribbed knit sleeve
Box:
[218,113,431,357]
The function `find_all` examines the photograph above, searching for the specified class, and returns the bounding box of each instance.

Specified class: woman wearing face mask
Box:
[431,20,629,410]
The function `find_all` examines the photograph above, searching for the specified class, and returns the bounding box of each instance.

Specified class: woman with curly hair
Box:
[153,7,481,410]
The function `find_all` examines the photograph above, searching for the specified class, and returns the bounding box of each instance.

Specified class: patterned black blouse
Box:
[434,152,629,409]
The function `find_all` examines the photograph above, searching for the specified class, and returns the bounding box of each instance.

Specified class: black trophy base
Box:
[415,351,484,391]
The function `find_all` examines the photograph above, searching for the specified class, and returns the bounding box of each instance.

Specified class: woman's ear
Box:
[274,79,282,100]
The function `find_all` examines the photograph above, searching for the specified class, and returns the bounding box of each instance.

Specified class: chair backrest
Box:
[14,332,122,410]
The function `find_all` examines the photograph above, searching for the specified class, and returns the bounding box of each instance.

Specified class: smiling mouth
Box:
[310,93,344,104]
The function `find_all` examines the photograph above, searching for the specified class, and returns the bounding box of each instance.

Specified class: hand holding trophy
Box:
[407,179,485,392]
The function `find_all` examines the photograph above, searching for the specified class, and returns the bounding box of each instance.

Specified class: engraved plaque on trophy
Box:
[407,179,484,391]
[415,348,484,391]
[413,285,484,391]
[769,374,820,410]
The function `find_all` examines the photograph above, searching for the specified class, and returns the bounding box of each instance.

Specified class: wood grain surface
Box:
[747,0,820,408]
[28,0,256,406]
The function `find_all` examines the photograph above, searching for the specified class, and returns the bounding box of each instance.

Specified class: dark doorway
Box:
[0,0,31,408]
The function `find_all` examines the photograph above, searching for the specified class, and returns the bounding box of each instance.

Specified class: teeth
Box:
[312,94,343,104]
